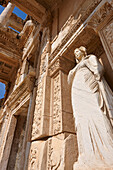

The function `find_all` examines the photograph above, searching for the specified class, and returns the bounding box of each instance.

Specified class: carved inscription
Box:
[53,74,61,134]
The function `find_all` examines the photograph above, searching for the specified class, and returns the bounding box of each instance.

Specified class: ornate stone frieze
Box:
[0,25,22,55]
[11,0,45,23]
[48,57,75,77]
[50,73,75,135]
[88,2,113,29]
[52,74,62,134]
[49,57,75,135]
[50,16,81,62]
[28,145,38,170]
[28,140,47,170]
[8,13,24,32]
[50,0,102,62]
[80,0,102,22]
[5,75,32,115]
[103,20,113,55]
[28,134,77,170]
[31,74,51,140]
[99,18,113,69]
[31,80,44,140]
[87,1,113,69]
[39,48,49,76]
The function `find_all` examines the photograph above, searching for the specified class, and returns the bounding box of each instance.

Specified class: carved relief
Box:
[52,74,61,134]
[88,2,113,29]
[80,0,102,22]
[0,25,22,55]
[103,20,113,55]
[31,81,43,139]
[11,0,44,21]
[49,59,60,76]
[49,57,75,77]
[28,147,37,170]
[39,49,48,76]
[50,0,103,62]
[28,140,47,170]
[47,139,52,170]
[39,28,50,76]
[47,138,61,170]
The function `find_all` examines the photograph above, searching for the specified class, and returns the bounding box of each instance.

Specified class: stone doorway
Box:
[7,114,27,170]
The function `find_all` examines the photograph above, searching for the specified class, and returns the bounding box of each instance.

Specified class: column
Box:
[0,2,15,26]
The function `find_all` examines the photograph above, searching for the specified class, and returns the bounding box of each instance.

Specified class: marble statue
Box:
[68,46,113,170]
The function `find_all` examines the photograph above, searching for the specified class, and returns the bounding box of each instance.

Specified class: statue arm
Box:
[86,55,104,81]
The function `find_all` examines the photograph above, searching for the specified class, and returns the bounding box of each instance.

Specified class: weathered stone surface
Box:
[28,133,77,170]
[0,2,15,26]
[69,46,113,169]
[0,0,113,169]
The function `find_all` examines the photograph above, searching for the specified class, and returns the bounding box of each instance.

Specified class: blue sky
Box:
[0,5,27,20]
[0,5,27,99]
[0,82,5,99]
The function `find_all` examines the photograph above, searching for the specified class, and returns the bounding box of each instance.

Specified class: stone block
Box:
[28,133,78,170]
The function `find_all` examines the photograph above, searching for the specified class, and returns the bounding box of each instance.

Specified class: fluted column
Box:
[0,2,15,26]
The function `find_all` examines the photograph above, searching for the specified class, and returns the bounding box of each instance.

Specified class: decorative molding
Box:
[4,74,34,115]
[99,18,113,69]
[47,138,61,170]
[11,0,45,23]
[50,16,81,62]
[88,2,113,29]
[52,74,61,134]
[48,57,75,77]
[80,0,102,22]
[0,25,22,56]
[28,147,37,170]
[31,80,44,140]
[50,0,102,62]
[103,20,113,55]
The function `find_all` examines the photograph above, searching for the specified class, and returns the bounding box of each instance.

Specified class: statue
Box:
[68,46,113,169]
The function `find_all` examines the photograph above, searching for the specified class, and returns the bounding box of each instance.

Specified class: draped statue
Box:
[68,46,113,170]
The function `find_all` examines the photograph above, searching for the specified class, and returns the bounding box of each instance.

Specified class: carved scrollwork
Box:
[31,81,43,140]
[52,74,61,134]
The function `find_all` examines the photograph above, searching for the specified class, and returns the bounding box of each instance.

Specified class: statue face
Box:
[74,48,83,60]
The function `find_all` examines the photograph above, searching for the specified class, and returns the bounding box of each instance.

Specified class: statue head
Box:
[74,46,87,62]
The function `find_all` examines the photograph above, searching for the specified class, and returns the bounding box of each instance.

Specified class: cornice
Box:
[4,72,35,115]
[88,1,113,30]
[50,0,103,63]
[0,25,23,56]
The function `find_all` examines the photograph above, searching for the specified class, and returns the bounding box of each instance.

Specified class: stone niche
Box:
[28,133,78,170]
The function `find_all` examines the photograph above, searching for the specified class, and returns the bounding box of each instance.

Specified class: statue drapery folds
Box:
[68,46,113,169]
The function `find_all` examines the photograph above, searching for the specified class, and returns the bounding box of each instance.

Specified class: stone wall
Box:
[0,0,113,169]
